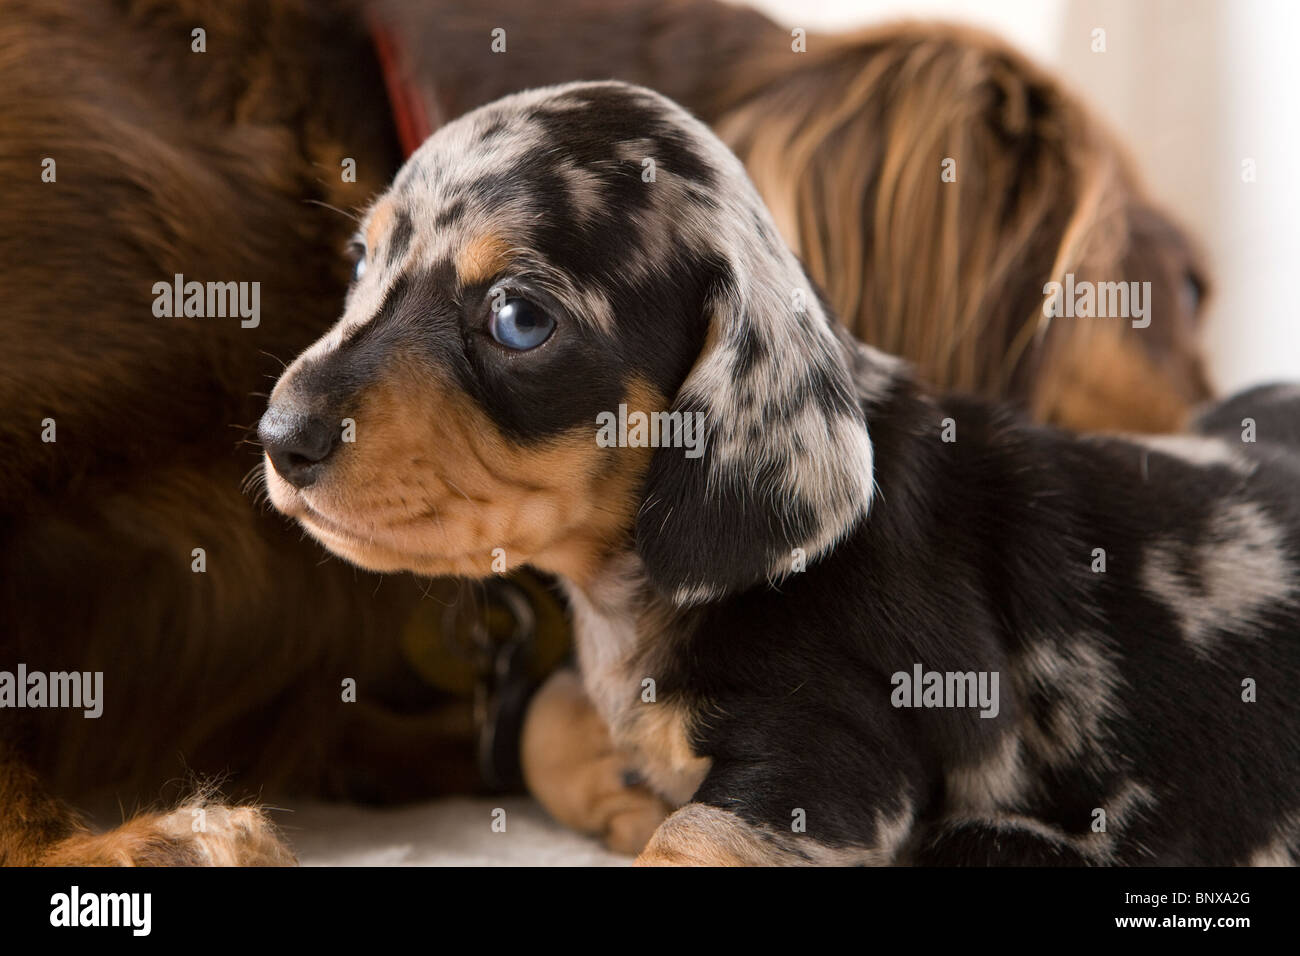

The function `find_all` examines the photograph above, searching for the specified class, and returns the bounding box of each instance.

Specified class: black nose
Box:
[258,402,340,489]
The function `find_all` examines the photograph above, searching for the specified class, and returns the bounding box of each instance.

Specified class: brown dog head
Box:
[713,21,1213,432]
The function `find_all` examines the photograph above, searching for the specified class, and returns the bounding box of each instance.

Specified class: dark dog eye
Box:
[347,241,366,282]
[490,297,555,350]
[1182,271,1204,315]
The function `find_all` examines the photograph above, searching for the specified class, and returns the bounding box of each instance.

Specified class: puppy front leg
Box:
[521,668,671,855]
[637,800,914,866]
[636,804,771,866]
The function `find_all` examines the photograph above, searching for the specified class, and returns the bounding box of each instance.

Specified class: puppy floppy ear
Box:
[634,258,877,607]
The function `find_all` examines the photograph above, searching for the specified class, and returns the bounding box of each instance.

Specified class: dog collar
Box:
[400,574,572,793]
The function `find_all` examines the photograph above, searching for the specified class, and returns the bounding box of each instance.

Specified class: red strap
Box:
[370,21,433,158]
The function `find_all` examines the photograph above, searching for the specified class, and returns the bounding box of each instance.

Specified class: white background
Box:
[746,0,1300,395]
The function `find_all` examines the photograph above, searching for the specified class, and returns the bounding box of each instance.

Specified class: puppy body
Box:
[578,377,1300,865]
[262,82,1299,865]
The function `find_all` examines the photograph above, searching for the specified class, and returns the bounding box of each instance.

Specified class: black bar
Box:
[0,865,1282,942]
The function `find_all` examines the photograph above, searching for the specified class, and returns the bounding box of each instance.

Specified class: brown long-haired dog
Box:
[712,23,1212,432]
[0,0,1212,864]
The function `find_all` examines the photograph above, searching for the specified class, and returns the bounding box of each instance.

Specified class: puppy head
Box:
[259,81,874,603]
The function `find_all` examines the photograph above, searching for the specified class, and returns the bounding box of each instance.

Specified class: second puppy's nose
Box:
[258,402,341,489]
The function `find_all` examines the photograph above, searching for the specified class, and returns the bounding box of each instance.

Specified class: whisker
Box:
[414,478,454,545]
[440,476,482,516]
[303,198,362,225]
[258,350,289,372]
[240,465,271,507]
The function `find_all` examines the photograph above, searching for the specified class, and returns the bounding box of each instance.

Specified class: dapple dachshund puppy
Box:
[259,82,1300,865]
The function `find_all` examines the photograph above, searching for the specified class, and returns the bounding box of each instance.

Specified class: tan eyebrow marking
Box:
[456,232,512,286]
[364,199,396,253]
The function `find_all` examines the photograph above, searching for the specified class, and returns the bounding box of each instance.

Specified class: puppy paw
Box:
[522,669,671,855]
[600,784,674,856]
[42,804,295,867]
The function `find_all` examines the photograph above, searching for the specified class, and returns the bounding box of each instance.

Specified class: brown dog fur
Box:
[711,22,1213,431]
[0,0,467,864]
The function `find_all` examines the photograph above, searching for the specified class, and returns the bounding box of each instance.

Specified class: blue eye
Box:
[352,256,366,282]
[490,297,555,350]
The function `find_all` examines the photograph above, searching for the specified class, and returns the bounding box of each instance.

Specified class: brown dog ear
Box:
[633,260,877,607]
